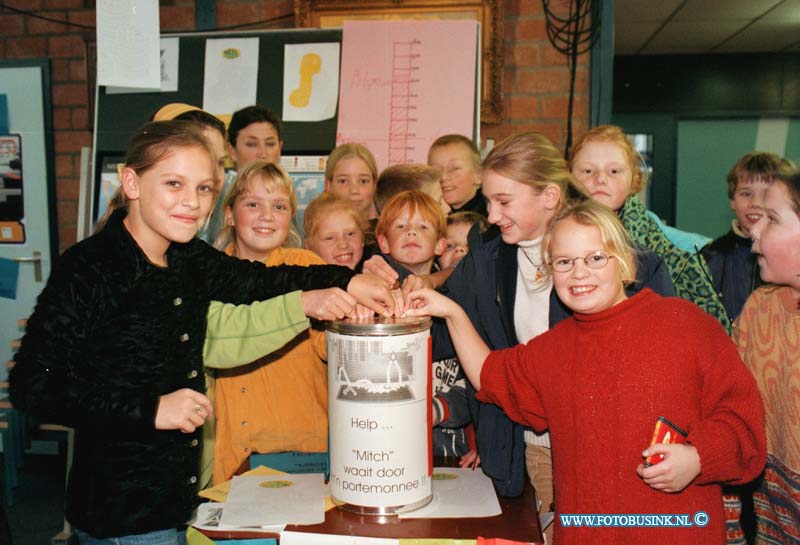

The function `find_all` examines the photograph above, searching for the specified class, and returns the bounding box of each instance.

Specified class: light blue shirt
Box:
[645,210,711,253]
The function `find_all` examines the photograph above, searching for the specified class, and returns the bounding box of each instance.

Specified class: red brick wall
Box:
[485,0,590,148]
[0,0,589,252]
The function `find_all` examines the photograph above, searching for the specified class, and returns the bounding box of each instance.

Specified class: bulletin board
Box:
[94,28,343,155]
[92,28,343,221]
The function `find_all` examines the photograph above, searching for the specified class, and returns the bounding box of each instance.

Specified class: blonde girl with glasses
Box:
[407,199,766,545]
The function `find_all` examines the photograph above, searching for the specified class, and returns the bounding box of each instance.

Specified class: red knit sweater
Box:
[478,289,766,545]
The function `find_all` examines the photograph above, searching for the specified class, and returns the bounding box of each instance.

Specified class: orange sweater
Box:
[734,286,800,472]
[213,247,328,483]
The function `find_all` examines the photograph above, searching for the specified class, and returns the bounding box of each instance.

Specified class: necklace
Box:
[520,246,547,284]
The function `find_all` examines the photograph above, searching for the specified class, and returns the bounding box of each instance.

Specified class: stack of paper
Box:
[193,468,327,533]
[281,533,398,545]
[192,502,284,535]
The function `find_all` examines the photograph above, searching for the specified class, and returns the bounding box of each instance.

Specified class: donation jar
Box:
[326,316,433,515]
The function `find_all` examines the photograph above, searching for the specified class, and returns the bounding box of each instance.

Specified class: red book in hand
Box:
[644,416,688,467]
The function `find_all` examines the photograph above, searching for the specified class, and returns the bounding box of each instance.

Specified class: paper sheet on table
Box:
[283,43,340,122]
[281,532,399,545]
[106,38,180,94]
[96,0,160,88]
[198,465,283,503]
[282,536,479,545]
[198,465,336,511]
[219,473,325,527]
[399,541,477,545]
[337,20,477,173]
[191,502,284,534]
[203,38,259,117]
[398,468,501,519]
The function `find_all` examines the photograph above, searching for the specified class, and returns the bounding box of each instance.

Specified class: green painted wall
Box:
[675,118,800,239]
[786,119,800,161]
[675,120,758,238]
[613,53,800,229]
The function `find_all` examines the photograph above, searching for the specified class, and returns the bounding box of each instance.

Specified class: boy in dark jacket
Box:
[702,152,796,320]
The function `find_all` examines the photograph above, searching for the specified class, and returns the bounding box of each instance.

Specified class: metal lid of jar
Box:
[326,315,432,336]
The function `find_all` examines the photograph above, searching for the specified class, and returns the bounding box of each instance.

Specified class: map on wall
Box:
[336,20,477,173]
[280,155,328,239]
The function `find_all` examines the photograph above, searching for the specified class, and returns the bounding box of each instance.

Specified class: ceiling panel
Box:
[641,21,745,53]
[715,20,800,52]
[614,22,662,54]
[672,0,783,21]
[760,0,800,21]
[613,0,800,55]
[614,0,684,23]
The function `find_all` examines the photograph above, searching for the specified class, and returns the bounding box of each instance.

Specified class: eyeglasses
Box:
[549,251,616,273]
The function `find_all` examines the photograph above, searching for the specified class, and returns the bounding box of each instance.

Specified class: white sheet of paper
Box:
[219,474,325,527]
[282,43,340,122]
[280,532,398,545]
[96,0,160,88]
[191,502,285,533]
[106,37,180,94]
[159,37,180,92]
[202,38,259,117]
[397,467,502,519]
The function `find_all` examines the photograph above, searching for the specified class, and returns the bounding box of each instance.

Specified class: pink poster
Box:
[337,20,478,173]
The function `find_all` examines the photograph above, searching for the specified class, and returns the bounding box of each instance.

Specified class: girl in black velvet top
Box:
[9,121,395,545]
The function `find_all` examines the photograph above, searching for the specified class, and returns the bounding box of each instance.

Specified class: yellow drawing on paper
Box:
[259,479,293,488]
[289,53,322,108]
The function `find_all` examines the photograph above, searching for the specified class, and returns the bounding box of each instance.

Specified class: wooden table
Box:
[284,476,544,543]
[199,464,544,543]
